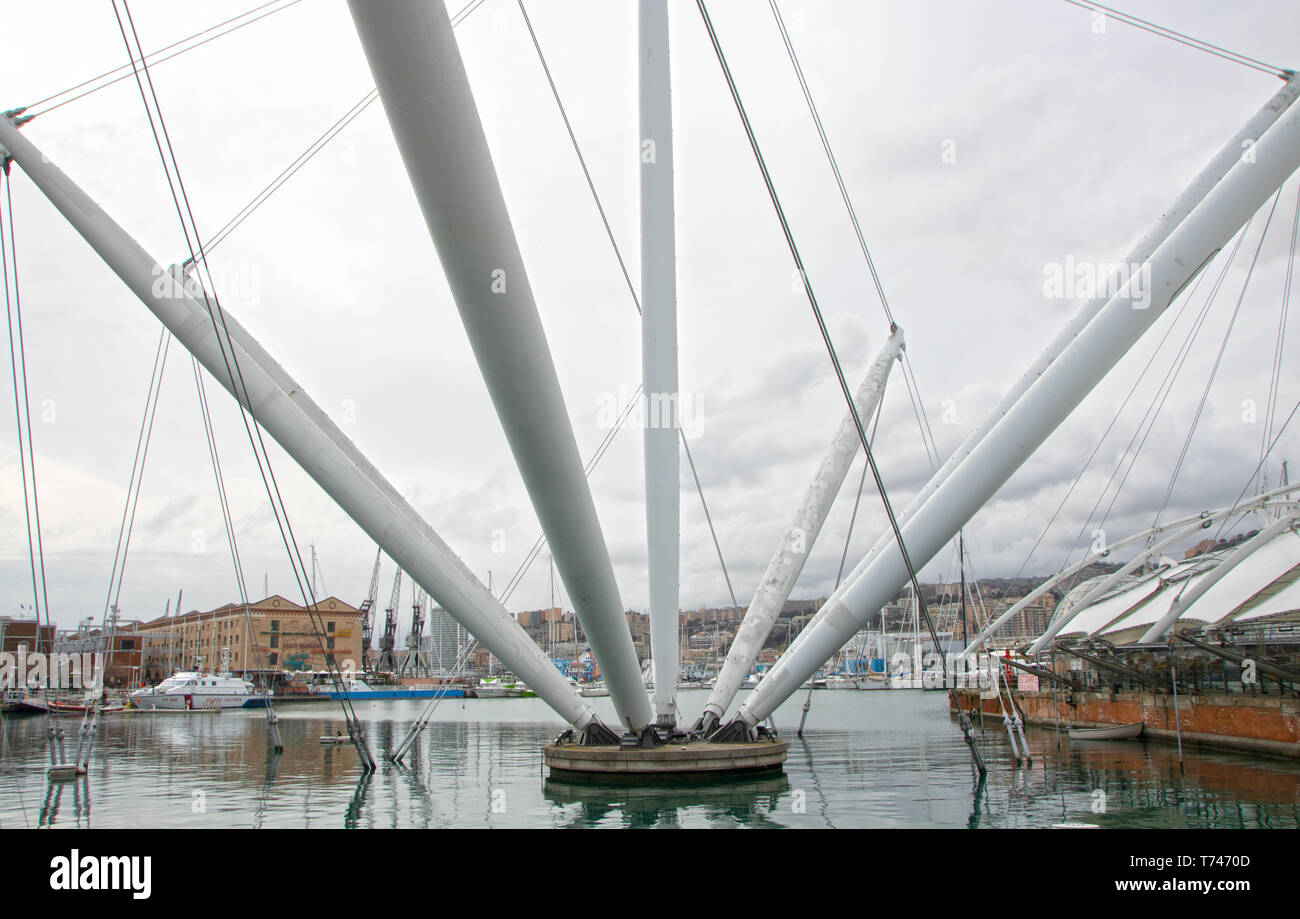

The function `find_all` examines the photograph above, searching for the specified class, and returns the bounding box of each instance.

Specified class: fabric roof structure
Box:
[1045,523,1300,645]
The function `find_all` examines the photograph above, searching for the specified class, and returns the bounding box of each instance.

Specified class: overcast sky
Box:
[2,0,1299,639]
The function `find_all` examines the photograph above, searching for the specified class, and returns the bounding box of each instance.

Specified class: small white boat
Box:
[855,675,890,691]
[128,671,268,710]
[1067,721,1145,741]
[474,677,524,698]
[579,682,609,698]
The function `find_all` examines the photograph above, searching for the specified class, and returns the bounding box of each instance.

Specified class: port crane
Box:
[399,587,428,676]
[358,549,382,673]
[375,567,403,673]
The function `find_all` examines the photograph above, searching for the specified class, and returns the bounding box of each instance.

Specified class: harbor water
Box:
[2,689,1298,829]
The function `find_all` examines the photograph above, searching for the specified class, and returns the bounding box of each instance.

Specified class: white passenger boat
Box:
[128,671,268,710]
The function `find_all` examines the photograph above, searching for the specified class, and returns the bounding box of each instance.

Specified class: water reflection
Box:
[250,752,281,829]
[39,773,91,829]
[543,772,790,829]
[345,771,373,830]
[1,693,1297,828]
[967,774,987,829]
[794,737,837,829]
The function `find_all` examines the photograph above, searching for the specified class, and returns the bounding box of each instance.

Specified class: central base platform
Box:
[543,738,788,780]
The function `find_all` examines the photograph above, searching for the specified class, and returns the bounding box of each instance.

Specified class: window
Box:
[326,637,335,651]
[268,653,278,666]
[269,635,279,649]
[327,621,335,633]
[270,620,279,632]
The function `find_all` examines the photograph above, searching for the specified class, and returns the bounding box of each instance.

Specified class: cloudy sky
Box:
[2,0,1299,640]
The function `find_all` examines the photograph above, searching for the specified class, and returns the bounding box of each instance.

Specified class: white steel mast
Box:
[640,0,682,728]
[699,326,903,730]
[0,115,602,738]
[346,0,651,733]
[826,73,1300,628]
[726,87,1300,732]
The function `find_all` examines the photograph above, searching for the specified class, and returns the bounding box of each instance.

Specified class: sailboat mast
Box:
[959,531,967,650]
[640,0,681,728]
[912,583,920,685]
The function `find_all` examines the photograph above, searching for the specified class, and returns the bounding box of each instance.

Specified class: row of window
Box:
[269,620,336,632]
[268,636,335,649]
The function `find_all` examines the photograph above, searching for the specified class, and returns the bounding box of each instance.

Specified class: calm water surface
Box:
[2,689,1298,828]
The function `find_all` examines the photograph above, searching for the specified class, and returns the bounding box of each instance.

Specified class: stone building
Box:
[131,594,364,682]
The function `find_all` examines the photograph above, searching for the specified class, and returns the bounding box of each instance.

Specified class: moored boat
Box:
[44,696,127,715]
[855,674,890,691]
[472,677,525,698]
[1067,722,1145,741]
[128,671,268,710]
[0,689,25,713]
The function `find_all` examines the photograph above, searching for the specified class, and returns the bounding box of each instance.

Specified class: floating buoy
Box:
[47,764,87,782]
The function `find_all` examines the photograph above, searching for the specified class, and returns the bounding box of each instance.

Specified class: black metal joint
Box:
[707,717,756,744]
[578,720,621,746]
